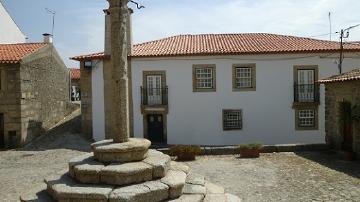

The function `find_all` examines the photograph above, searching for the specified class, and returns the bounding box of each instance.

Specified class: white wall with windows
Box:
[131,53,360,145]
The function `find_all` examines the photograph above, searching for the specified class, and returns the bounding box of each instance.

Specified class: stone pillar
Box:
[107,0,130,143]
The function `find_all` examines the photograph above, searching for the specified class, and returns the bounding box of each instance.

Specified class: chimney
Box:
[43,33,53,43]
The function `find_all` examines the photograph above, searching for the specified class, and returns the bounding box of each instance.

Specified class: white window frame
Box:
[235,67,252,88]
[298,109,315,127]
[193,65,216,92]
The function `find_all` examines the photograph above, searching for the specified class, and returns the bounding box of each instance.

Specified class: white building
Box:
[0,1,26,44]
[72,33,360,146]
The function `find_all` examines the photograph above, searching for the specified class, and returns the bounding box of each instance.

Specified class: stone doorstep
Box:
[71,149,171,185]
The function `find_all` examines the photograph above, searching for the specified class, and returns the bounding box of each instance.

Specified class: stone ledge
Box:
[92,138,151,163]
[71,149,171,185]
[159,144,329,156]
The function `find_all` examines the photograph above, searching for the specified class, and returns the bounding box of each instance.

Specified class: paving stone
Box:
[68,153,94,177]
[166,194,204,202]
[186,172,205,186]
[204,194,227,202]
[143,149,171,178]
[205,182,225,194]
[74,162,105,184]
[45,174,113,202]
[225,193,242,202]
[183,183,206,195]
[101,162,153,186]
[92,138,151,163]
[169,161,190,174]
[109,180,169,202]
[160,170,187,199]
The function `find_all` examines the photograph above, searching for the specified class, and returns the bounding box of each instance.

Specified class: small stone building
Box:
[69,68,81,101]
[319,69,360,155]
[0,42,72,148]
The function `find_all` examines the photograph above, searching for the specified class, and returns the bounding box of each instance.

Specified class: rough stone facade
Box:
[79,61,93,139]
[324,80,360,154]
[0,44,73,148]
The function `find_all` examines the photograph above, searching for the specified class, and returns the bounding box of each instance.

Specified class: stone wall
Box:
[324,80,360,154]
[0,63,21,148]
[79,61,93,139]
[19,44,72,146]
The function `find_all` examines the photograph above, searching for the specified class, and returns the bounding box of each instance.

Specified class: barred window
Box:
[195,67,214,89]
[235,67,252,88]
[298,109,315,127]
[223,110,242,130]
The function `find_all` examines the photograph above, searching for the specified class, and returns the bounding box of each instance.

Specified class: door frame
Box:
[143,111,167,143]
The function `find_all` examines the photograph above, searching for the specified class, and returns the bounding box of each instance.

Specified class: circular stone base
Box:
[92,138,151,163]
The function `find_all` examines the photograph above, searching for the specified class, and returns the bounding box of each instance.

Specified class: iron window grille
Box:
[141,86,168,106]
[223,110,243,130]
[298,109,315,127]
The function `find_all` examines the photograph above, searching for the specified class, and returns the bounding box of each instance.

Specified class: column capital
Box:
[107,0,129,8]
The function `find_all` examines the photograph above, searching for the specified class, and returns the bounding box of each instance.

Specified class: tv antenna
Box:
[45,8,56,39]
[337,24,360,74]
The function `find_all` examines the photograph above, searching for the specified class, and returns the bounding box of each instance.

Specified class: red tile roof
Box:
[318,68,360,83]
[69,68,80,80]
[70,52,109,61]
[0,43,47,64]
[70,33,360,60]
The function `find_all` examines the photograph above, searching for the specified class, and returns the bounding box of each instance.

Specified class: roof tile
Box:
[318,68,360,83]
[0,43,47,64]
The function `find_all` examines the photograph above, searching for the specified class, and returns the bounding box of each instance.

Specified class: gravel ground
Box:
[0,133,359,202]
[186,153,360,202]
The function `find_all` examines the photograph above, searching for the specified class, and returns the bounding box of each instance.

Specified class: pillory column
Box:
[107,0,130,143]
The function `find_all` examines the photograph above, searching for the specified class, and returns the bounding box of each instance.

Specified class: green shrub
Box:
[238,143,263,150]
[170,145,202,156]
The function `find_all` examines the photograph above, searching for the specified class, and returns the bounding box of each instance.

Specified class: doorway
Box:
[147,114,164,143]
[0,114,4,149]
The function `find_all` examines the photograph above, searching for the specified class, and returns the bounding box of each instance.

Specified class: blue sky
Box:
[2,0,360,67]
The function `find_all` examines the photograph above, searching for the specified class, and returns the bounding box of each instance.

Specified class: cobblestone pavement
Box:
[0,133,359,201]
[185,152,360,202]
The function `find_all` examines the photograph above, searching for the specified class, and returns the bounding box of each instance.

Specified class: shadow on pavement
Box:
[295,151,360,179]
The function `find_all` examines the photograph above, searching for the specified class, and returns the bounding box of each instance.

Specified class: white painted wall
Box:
[0,2,26,44]
[91,60,106,141]
[131,53,360,145]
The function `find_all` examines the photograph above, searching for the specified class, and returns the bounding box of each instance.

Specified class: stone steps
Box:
[42,161,188,202]
[69,149,171,186]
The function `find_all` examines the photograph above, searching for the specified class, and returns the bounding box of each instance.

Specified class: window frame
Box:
[295,107,318,130]
[223,109,243,131]
[0,68,5,92]
[192,64,216,92]
[232,64,256,91]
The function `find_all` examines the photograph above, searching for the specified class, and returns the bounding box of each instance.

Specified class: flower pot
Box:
[240,148,260,158]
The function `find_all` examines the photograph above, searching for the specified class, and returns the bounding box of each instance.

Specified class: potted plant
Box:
[238,143,263,158]
[170,145,202,161]
[339,101,360,161]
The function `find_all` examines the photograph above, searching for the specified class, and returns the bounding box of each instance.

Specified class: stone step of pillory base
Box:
[69,149,171,185]
[92,138,151,163]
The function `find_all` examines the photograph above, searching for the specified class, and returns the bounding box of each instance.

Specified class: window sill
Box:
[292,102,320,108]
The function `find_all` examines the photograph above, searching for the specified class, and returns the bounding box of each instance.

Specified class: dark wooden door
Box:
[147,114,164,143]
[0,114,4,149]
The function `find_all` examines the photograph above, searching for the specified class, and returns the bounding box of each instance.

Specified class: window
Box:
[223,110,242,130]
[295,108,318,130]
[298,109,315,127]
[193,65,216,92]
[84,61,92,69]
[233,64,256,91]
